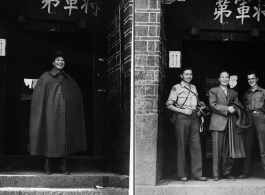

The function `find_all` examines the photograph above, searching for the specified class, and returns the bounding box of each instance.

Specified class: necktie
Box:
[224,89,227,96]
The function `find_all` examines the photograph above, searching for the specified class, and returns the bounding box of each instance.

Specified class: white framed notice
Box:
[0,39,6,56]
[169,51,181,68]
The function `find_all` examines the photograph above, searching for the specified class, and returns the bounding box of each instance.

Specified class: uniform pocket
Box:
[177,94,188,105]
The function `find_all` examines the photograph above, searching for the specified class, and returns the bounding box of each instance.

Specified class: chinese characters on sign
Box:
[235,0,250,25]
[169,51,181,68]
[214,0,265,24]
[42,0,60,14]
[41,0,102,16]
[0,39,6,56]
[214,0,232,24]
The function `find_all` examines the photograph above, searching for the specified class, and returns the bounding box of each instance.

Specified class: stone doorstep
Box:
[136,177,265,195]
[0,187,128,195]
[0,172,129,188]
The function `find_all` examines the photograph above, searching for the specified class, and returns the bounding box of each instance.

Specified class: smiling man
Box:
[166,67,207,182]
[238,70,265,179]
[29,50,87,175]
[209,71,241,181]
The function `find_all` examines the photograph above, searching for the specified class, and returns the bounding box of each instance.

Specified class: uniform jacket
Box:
[29,67,87,157]
[243,85,265,112]
[166,81,198,110]
[209,86,238,131]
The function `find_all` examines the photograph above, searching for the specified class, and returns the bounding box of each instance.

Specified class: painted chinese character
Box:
[253,5,261,21]
[64,0,78,16]
[81,0,89,14]
[214,0,232,24]
[235,0,250,25]
[89,1,102,16]
[41,0,60,14]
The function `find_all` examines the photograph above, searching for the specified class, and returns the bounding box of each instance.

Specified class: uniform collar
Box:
[50,67,67,77]
[247,85,262,93]
[180,81,194,89]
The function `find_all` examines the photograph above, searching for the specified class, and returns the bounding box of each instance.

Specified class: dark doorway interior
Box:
[164,40,265,176]
[181,40,265,163]
[4,29,93,156]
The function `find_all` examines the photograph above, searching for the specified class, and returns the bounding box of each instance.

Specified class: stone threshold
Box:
[136,177,265,195]
[0,187,128,195]
[0,170,129,188]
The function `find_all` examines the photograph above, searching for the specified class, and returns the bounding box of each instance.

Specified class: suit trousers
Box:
[44,157,67,171]
[175,112,202,177]
[242,112,265,174]
[211,128,233,177]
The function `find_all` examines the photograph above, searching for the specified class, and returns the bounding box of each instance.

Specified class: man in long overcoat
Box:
[29,50,87,174]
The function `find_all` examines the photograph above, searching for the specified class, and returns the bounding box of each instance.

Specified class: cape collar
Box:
[50,67,68,77]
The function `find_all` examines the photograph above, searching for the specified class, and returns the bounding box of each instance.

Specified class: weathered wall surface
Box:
[106,0,132,175]
[135,0,167,186]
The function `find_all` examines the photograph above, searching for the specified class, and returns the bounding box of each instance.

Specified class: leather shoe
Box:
[213,176,219,181]
[44,170,51,175]
[224,174,235,180]
[191,176,207,181]
[238,173,248,179]
[177,177,188,182]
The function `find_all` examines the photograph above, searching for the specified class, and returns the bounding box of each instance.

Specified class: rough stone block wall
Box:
[135,0,167,186]
[106,0,132,175]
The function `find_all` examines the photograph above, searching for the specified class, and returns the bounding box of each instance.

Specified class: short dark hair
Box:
[246,70,258,78]
[181,67,193,74]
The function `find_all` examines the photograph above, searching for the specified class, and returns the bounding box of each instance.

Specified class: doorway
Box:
[164,40,265,176]
[181,40,265,163]
[4,29,94,156]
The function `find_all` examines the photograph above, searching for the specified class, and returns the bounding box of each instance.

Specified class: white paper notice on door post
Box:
[0,39,6,56]
[169,51,181,68]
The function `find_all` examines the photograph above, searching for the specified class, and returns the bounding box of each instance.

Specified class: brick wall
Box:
[135,0,167,186]
[0,26,7,155]
[106,0,132,175]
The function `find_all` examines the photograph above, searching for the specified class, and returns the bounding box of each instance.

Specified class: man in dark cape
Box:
[29,50,87,174]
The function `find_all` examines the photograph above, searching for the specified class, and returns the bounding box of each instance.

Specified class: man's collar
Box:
[180,81,194,88]
[248,85,261,93]
[50,67,67,77]
[220,85,228,91]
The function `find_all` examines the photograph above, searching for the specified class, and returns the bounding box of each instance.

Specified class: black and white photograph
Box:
[0,0,132,194]
[135,0,265,195]
[2,0,265,194]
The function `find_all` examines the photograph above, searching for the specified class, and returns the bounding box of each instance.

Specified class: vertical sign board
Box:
[169,51,181,68]
[0,39,6,56]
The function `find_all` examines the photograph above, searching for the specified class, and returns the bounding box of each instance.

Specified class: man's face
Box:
[53,56,65,70]
[219,72,229,86]
[247,74,258,87]
[180,69,193,83]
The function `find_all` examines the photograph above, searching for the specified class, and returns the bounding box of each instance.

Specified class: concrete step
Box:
[0,171,129,188]
[0,155,108,171]
[0,187,128,195]
[136,177,265,195]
